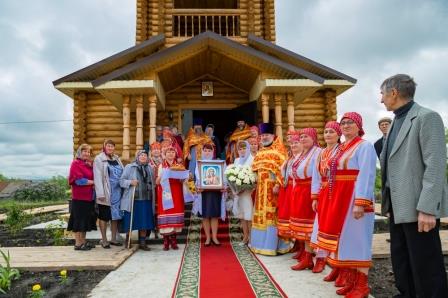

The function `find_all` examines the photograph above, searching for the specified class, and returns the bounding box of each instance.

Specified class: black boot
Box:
[139,238,151,251]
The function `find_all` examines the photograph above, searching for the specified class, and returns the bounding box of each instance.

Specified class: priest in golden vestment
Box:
[250,122,290,256]
[183,118,214,180]
[225,120,252,164]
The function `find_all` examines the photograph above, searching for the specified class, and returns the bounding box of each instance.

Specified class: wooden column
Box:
[148,94,157,144]
[261,93,270,123]
[122,95,131,161]
[136,95,144,151]
[274,93,283,141]
[287,93,295,131]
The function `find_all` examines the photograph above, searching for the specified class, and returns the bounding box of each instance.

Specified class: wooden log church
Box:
[53,0,356,161]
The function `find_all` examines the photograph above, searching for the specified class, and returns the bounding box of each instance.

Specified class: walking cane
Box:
[127,185,136,249]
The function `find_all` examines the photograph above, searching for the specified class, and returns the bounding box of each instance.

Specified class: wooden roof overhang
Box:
[54,31,356,112]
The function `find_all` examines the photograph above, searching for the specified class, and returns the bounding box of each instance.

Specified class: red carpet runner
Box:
[199,220,255,297]
[172,216,287,298]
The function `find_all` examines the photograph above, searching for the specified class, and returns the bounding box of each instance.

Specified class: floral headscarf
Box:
[299,127,319,147]
[341,112,365,137]
[325,121,342,136]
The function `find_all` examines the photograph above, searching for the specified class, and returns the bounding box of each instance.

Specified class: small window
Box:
[174,0,238,9]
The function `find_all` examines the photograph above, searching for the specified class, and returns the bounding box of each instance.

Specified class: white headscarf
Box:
[235,140,251,166]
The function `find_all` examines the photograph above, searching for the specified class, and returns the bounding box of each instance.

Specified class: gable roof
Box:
[53,31,356,97]
[247,34,356,83]
[53,34,165,86]
[91,31,326,87]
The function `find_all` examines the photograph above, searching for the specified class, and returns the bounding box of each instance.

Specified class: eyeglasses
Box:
[340,120,355,126]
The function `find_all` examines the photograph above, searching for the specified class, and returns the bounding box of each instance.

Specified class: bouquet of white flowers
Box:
[224,164,257,194]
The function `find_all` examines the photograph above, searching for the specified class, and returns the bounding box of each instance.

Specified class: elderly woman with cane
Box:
[120,150,156,251]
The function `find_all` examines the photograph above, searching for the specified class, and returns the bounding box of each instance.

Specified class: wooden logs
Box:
[148,94,157,144]
[122,96,131,161]
[324,90,338,122]
[84,93,124,156]
[274,93,283,141]
[73,92,87,152]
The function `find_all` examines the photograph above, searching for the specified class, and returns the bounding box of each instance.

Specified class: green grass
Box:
[0,199,68,214]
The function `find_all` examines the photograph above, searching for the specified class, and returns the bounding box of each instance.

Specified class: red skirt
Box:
[289,177,315,241]
[157,179,185,230]
[277,178,294,238]
[315,169,359,252]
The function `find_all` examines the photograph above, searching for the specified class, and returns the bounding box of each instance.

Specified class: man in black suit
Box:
[374,117,392,158]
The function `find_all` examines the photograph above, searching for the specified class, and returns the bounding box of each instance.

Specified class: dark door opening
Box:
[192,101,257,157]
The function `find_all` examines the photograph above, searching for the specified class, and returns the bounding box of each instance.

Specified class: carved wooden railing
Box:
[171,9,242,37]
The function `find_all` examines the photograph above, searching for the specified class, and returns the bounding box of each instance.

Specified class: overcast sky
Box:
[0,0,447,179]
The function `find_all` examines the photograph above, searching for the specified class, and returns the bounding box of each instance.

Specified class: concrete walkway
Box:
[89,245,185,298]
[89,244,347,297]
[258,253,339,298]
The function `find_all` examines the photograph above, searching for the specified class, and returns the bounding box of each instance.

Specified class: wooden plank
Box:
[0,246,138,271]
[0,204,68,222]
[375,203,448,224]
[372,230,448,259]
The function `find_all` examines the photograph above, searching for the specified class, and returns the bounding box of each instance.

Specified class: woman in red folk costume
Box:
[309,121,342,275]
[315,112,376,298]
[148,142,163,171]
[160,127,183,163]
[290,128,322,271]
[277,131,302,246]
[156,146,186,250]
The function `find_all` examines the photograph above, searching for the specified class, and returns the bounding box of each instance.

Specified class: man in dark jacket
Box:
[374,117,392,158]
[205,124,221,159]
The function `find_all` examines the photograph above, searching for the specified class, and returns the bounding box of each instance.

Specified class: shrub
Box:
[12,180,69,202]
[45,220,67,246]
[4,205,31,235]
[48,175,70,191]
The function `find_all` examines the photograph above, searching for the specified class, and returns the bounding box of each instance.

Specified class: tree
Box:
[0,173,8,182]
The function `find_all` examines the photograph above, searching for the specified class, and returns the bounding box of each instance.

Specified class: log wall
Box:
[161,78,249,129]
[136,0,276,45]
[72,88,338,155]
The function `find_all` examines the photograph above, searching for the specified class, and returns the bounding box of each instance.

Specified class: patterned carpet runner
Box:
[172,216,287,298]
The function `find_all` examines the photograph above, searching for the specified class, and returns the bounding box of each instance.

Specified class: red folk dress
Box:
[289,146,321,241]
[157,160,185,235]
[277,155,298,239]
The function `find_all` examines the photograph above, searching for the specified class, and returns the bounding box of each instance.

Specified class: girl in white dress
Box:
[232,141,254,245]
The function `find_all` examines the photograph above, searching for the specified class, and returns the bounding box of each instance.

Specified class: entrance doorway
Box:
[191,101,258,153]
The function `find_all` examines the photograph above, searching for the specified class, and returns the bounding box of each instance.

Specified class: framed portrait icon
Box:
[201,81,213,96]
[197,160,225,190]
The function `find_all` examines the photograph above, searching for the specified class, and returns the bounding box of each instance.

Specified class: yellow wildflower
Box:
[60,269,67,277]
[32,284,41,291]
